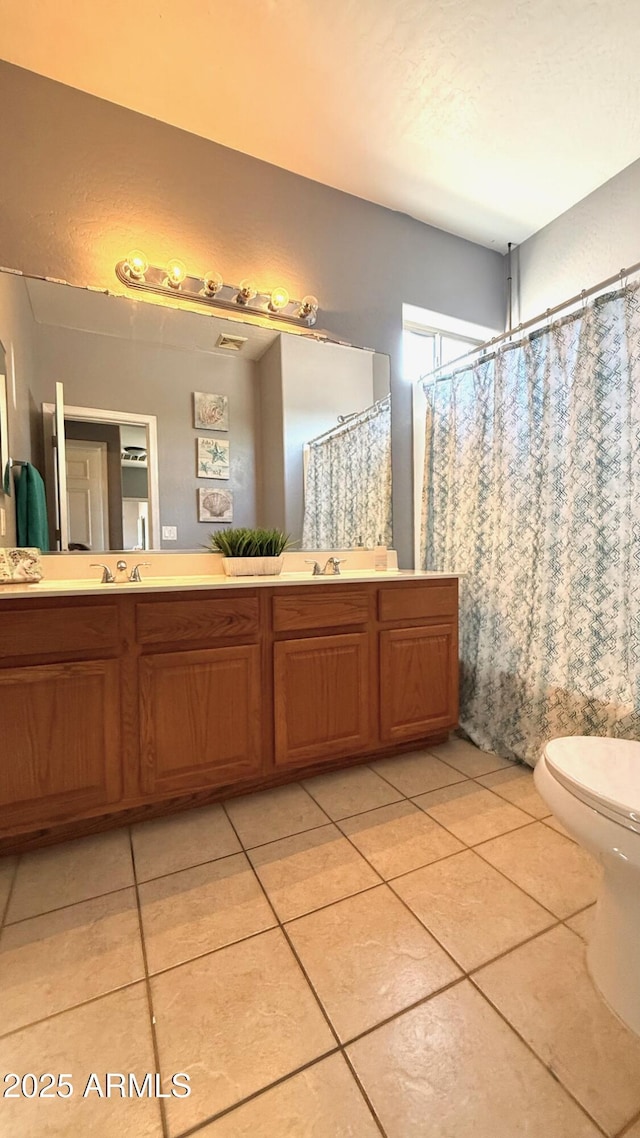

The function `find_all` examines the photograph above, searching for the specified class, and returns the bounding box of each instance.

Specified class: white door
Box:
[66,440,109,550]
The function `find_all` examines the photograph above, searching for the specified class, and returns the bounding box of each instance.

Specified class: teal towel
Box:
[16,463,49,551]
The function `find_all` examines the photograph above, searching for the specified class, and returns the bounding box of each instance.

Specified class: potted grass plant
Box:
[207,527,293,576]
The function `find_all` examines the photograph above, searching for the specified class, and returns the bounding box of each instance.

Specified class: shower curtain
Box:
[421,284,640,766]
[302,400,392,549]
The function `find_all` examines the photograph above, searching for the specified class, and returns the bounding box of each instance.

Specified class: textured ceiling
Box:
[1,0,639,249]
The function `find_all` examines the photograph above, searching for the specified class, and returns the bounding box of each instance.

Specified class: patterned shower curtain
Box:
[302,400,392,549]
[421,284,640,767]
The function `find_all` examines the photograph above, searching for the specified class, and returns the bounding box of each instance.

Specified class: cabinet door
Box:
[274,633,371,767]
[380,624,457,743]
[0,660,121,830]
[139,645,263,794]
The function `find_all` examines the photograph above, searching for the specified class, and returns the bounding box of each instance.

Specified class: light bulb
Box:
[166,258,187,288]
[299,294,319,318]
[268,286,290,312]
[125,250,148,281]
[236,278,257,305]
[202,270,223,298]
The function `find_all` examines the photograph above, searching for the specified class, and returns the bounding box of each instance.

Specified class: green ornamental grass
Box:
[207,527,293,558]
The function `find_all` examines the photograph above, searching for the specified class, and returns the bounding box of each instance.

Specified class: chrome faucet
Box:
[129,562,151,582]
[304,557,347,576]
[90,563,115,584]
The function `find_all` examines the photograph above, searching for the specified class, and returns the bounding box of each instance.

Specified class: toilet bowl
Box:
[534,736,640,1037]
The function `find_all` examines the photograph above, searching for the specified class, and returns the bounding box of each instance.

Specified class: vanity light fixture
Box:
[165,258,187,288]
[123,250,149,282]
[202,270,223,298]
[269,286,290,312]
[115,254,319,327]
[235,278,258,305]
[298,294,319,319]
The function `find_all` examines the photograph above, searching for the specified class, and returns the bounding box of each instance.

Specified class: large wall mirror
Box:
[0,268,391,552]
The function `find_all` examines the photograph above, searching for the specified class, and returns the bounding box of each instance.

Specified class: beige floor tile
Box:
[0,984,162,1136]
[286,885,460,1041]
[249,824,380,921]
[348,980,600,1138]
[392,849,556,971]
[477,765,551,818]
[370,750,467,796]
[139,852,276,973]
[475,822,601,918]
[543,814,575,840]
[5,829,134,923]
[225,783,328,848]
[132,804,240,881]
[339,799,463,878]
[197,1053,380,1137]
[413,781,531,845]
[151,927,335,1134]
[427,736,512,777]
[303,766,403,820]
[566,904,596,941]
[0,887,144,1035]
[0,855,17,919]
[475,924,640,1134]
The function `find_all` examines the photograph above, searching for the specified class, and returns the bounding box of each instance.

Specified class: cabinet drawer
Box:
[0,604,119,660]
[378,582,457,624]
[273,589,369,632]
[136,595,259,645]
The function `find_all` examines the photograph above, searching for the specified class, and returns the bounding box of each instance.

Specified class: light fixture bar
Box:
[115,258,319,327]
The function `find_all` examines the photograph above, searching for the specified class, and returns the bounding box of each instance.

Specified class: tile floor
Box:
[1,738,639,1137]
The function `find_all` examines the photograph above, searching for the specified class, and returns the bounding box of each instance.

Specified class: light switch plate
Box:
[162,525,177,541]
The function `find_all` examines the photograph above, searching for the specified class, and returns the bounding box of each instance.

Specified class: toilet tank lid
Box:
[544,736,640,820]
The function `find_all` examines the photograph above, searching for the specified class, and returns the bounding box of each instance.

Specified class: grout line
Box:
[2,877,138,929]
[220,800,342,1047]
[217,801,389,1138]
[0,853,20,929]
[172,1049,343,1138]
[618,1106,640,1137]
[339,1051,388,1137]
[467,974,610,1138]
[128,827,171,1138]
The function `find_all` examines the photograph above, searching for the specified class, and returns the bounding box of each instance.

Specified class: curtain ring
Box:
[580,289,587,309]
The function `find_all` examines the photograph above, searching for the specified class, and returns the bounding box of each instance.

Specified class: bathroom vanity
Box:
[0,572,458,851]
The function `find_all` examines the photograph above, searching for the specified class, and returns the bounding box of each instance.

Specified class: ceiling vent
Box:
[216,333,248,351]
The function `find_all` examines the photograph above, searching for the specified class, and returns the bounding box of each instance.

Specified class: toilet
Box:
[534,736,640,1037]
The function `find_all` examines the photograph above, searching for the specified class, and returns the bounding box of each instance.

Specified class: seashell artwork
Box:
[193,392,229,431]
[198,488,233,523]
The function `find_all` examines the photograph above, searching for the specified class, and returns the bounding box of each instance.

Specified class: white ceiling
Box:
[1,0,639,249]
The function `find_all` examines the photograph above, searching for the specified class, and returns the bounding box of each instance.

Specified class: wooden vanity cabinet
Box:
[0,577,458,851]
[0,599,123,832]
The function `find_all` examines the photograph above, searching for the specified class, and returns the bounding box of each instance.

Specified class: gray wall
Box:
[33,321,259,549]
[0,61,506,566]
[514,156,640,321]
[279,336,375,542]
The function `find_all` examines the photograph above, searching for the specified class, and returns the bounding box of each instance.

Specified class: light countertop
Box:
[0,568,460,601]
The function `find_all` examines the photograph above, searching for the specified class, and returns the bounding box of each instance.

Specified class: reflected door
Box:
[66,439,109,551]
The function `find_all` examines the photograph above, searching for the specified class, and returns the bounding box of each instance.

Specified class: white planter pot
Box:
[221,555,284,577]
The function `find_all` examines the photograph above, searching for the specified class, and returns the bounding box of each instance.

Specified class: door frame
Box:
[42,402,160,550]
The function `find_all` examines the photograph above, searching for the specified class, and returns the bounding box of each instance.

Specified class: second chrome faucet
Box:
[304,557,347,576]
[90,560,151,583]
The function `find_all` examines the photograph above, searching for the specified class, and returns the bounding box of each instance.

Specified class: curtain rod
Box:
[307,394,391,445]
[421,260,640,384]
